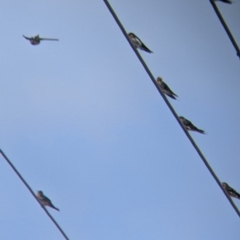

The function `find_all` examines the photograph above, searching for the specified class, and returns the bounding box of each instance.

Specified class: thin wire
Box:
[0,149,70,240]
[209,0,240,59]
[103,0,240,217]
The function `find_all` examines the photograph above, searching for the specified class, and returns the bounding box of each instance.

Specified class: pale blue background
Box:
[0,0,240,239]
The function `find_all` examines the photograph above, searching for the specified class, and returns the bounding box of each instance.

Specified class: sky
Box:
[0,0,240,239]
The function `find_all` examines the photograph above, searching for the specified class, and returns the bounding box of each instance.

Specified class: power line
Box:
[209,0,240,59]
[103,0,240,218]
[0,149,70,240]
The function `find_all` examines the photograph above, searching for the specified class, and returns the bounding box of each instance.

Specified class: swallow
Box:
[23,35,59,45]
[36,191,60,211]
[222,182,240,200]
[179,116,205,134]
[215,0,232,4]
[156,77,178,99]
[128,32,152,53]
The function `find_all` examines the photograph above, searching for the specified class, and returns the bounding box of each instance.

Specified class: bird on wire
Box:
[156,77,178,100]
[36,191,60,211]
[179,116,205,134]
[128,32,152,53]
[23,35,59,45]
[222,182,240,200]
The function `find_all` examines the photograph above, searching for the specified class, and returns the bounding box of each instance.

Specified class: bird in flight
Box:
[128,32,152,53]
[23,35,59,45]
[36,191,60,211]
[179,116,205,134]
[222,182,240,200]
[156,77,178,100]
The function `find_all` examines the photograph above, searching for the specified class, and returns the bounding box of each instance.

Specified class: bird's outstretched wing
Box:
[39,37,59,41]
[22,35,31,40]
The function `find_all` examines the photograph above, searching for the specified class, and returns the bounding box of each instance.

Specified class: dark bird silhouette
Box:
[222,182,240,200]
[128,32,152,53]
[36,191,60,211]
[156,77,178,100]
[179,116,205,134]
[23,35,59,45]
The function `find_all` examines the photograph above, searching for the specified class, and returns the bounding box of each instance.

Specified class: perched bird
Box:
[179,116,205,134]
[128,32,152,53]
[215,0,232,4]
[222,182,240,200]
[23,35,59,45]
[36,191,59,211]
[156,77,178,100]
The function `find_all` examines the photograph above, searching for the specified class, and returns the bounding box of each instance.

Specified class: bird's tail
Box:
[236,193,240,200]
[197,129,205,134]
[53,206,60,211]
[172,94,178,100]
[146,48,153,53]
[51,204,60,211]
[168,94,176,100]
[141,44,153,53]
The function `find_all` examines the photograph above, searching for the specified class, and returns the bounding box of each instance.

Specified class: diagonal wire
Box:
[103,0,240,218]
[209,0,240,59]
[0,149,70,240]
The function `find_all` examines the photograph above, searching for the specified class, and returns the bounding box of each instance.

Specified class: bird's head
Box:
[222,182,227,188]
[37,190,43,196]
[157,77,163,83]
[128,32,134,38]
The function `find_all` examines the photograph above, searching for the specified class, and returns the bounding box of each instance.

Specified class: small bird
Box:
[23,35,59,45]
[222,182,240,200]
[128,32,152,53]
[156,77,178,100]
[36,191,59,211]
[215,0,232,4]
[179,116,205,134]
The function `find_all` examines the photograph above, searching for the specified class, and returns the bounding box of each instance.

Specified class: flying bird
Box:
[179,116,205,134]
[23,35,59,45]
[128,32,152,53]
[222,182,240,200]
[36,191,60,211]
[215,0,232,4]
[156,77,178,99]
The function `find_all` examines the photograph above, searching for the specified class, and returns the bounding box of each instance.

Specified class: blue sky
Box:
[0,0,240,239]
